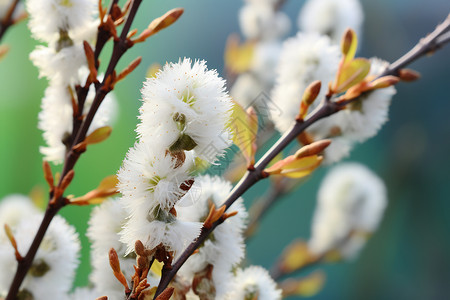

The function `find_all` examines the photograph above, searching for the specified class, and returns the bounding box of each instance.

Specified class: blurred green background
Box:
[1,0,450,299]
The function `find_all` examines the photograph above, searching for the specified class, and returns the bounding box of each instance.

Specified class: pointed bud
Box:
[341,29,357,63]
[135,240,146,256]
[83,41,97,82]
[60,170,75,192]
[117,57,142,83]
[134,8,184,43]
[4,224,22,261]
[298,81,321,120]
[109,248,130,291]
[295,140,331,159]
[369,75,400,89]
[398,68,421,82]
[42,161,54,190]
[98,0,106,23]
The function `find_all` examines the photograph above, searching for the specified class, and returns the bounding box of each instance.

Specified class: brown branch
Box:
[4,1,143,299]
[153,13,450,298]
[0,0,20,42]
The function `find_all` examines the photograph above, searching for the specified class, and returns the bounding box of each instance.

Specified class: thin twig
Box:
[0,0,20,42]
[4,1,143,299]
[153,14,450,298]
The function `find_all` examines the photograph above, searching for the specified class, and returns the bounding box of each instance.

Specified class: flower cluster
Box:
[298,0,364,44]
[308,163,387,259]
[0,195,80,299]
[231,0,291,108]
[117,58,234,261]
[27,0,117,164]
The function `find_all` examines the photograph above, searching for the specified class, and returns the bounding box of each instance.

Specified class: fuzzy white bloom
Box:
[251,41,282,86]
[68,287,101,300]
[26,0,96,42]
[121,215,202,259]
[0,215,80,300]
[298,0,364,44]
[271,32,341,133]
[307,58,395,164]
[30,44,87,85]
[177,175,248,298]
[239,4,290,41]
[117,141,195,216]
[0,194,39,239]
[138,58,233,163]
[39,80,118,164]
[340,58,396,142]
[309,163,387,259]
[230,73,265,108]
[88,198,161,299]
[223,266,281,300]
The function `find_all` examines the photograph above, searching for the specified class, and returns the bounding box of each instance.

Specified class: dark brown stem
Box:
[5,1,143,299]
[5,206,58,300]
[61,0,142,179]
[154,14,450,298]
[0,0,19,42]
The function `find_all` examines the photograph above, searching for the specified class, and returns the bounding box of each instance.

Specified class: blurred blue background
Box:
[1,0,450,299]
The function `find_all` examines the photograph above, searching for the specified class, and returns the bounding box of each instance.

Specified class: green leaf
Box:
[341,29,358,63]
[85,126,112,145]
[334,58,371,93]
[227,101,258,165]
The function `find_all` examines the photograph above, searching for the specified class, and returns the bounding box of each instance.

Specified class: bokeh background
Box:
[1,0,450,299]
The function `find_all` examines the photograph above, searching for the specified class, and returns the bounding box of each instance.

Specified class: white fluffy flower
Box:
[298,0,364,44]
[339,58,396,142]
[68,287,101,300]
[39,80,118,164]
[251,41,282,86]
[271,32,341,133]
[117,141,195,216]
[88,198,160,299]
[239,4,291,41]
[0,215,80,300]
[223,266,281,300]
[30,44,87,85]
[307,58,395,164]
[177,175,248,298]
[120,215,201,259]
[0,194,39,240]
[26,0,96,42]
[230,73,265,108]
[138,58,233,163]
[309,163,387,259]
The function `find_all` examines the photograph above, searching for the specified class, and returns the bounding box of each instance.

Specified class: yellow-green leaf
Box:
[151,259,164,277]
[97,175,119,191]
[85,126,112,145]
[279,240,313,273]
[228,101,258,165]
[265,155,322,179]
[341,29,358,63]
[281,271,326,297]
[69,175,118,206]
[224,34,255,74]
[334,58,371,93]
